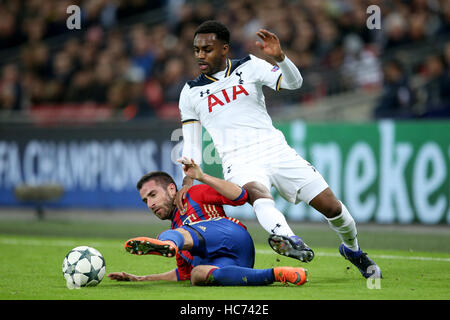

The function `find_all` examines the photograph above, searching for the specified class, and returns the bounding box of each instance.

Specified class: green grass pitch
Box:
[0,216,449,301]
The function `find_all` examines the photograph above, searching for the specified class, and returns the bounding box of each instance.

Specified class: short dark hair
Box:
[194,20,230,44]
[136,171,177,191]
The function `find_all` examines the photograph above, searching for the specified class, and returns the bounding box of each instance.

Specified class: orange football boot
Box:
[273,267,308,286]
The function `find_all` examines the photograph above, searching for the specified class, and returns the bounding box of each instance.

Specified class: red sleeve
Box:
[189,184,248,206]
[176,250,193,281]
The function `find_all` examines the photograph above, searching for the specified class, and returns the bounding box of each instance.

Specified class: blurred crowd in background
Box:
[0,0,449,122]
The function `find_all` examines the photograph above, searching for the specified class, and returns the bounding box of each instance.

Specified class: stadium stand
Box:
[0,0,449,123]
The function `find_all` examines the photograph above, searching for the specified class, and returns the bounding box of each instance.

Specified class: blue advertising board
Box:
[0,122,184,208]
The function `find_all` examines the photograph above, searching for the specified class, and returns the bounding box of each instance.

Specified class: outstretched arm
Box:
[178,157,243,201]
[108,269,178,282]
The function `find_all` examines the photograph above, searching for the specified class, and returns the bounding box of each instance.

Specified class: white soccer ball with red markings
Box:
[62,246,106,288]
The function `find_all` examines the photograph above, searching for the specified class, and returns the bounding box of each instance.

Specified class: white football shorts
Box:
[224,146,329,204]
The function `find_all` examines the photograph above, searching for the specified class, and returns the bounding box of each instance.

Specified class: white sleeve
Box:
[182,121,203,166]
[178,83,202,163]
[278,55,303,89]
[178,83,198,122]
[178,83,202,176]
[251,54,302,91]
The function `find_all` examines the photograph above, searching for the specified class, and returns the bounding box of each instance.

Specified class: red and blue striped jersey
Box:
[171,184,248,280]
[171,184,248,230]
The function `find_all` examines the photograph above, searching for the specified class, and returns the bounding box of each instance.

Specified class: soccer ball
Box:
[62,246,106,288]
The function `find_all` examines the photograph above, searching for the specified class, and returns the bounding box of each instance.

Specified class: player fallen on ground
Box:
[107,158,307,286]
[177,20,381,278]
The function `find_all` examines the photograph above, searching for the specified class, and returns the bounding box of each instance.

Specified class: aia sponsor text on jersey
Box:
[207,85,249,112]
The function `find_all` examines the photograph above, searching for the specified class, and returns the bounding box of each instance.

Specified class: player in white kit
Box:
[177,21,381,279]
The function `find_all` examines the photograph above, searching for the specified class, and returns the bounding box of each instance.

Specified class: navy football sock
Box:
[157,230,185,250]
[209,266,275,286]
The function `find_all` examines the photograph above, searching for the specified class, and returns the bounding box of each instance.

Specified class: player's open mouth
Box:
[198,62,209,71]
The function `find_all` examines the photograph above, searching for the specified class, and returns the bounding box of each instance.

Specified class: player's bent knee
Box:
[243,182,272,205]
[309,188,342,218]
[320,200,341,218]
[190,265,217,286]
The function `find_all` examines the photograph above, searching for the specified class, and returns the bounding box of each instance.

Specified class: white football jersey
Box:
[179,54,297,168]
